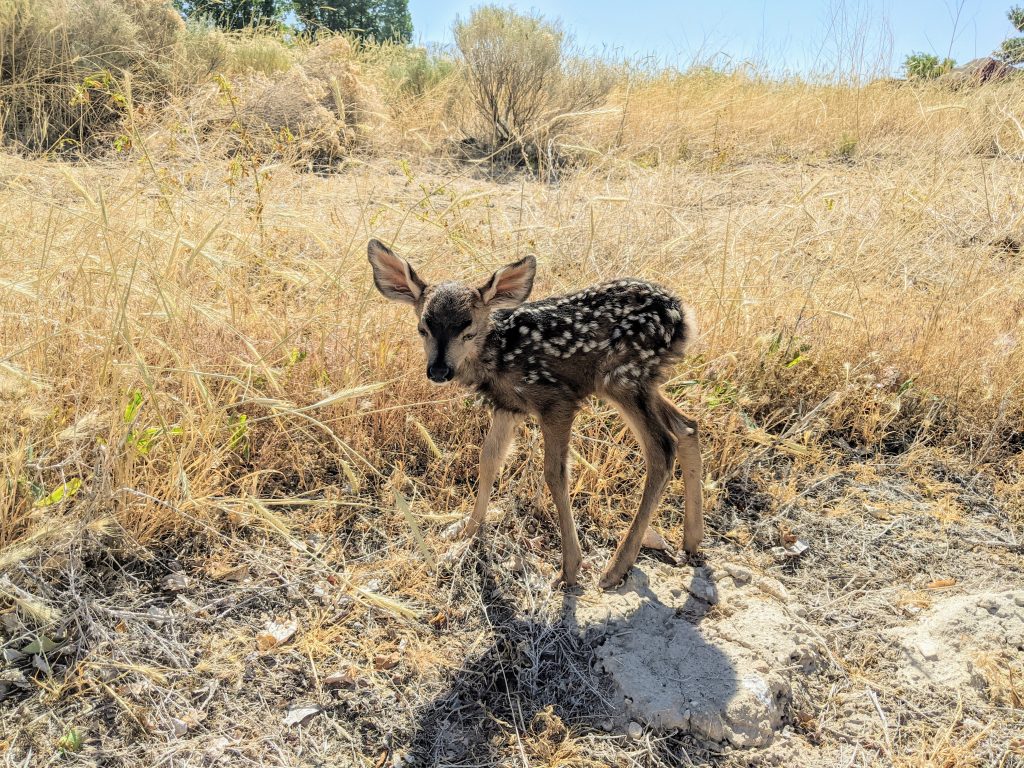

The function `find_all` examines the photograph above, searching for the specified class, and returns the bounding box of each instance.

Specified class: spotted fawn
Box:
[368,238,703,589]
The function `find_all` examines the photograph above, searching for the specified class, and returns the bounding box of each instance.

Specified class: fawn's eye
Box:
[417,327,428,337]
[462,332,476,341]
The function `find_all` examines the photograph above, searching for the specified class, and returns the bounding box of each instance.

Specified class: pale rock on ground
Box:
[889,589,1024,699]
[568,562,823,748]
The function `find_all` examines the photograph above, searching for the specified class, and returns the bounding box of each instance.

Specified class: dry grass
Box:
[1,23,1023,767]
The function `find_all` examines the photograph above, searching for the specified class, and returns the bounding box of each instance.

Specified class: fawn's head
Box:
[368,239,536,383]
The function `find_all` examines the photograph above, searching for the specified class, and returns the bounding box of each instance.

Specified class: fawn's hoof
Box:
[598,567,628,591]
[550,568,580,591]
[548,565,581,593]
[442,518,479,541]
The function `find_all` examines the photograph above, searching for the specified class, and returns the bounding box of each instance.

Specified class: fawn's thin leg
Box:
[462,408,521,538]
[599,388,677,589]
[659,395,704,554]
[539,407,583,588]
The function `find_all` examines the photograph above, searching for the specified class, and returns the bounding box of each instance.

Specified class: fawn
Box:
[368,239,703,589]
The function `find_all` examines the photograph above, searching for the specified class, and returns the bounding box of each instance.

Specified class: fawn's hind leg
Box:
[599,386,677,589]
[453,408,521,540]
[659,395,704,554]
[539,406,583,588]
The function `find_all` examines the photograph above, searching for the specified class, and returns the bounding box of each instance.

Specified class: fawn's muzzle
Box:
[427,362,455,383]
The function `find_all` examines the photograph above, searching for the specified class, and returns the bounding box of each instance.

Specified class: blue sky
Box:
[407,1,1017,75]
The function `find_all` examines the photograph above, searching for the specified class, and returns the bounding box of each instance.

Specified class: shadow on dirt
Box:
[404,541,737,766]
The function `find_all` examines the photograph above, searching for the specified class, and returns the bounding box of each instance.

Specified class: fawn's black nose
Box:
[427,362,454,383]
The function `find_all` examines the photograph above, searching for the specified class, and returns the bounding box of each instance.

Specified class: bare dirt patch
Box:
[890,589,1024,703]
[574,563,819,748]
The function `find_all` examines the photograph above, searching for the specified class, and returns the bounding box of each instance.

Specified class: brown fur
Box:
[368,239,703,589]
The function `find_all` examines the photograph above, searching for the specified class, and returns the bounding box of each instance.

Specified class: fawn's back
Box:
[467,279,695,413]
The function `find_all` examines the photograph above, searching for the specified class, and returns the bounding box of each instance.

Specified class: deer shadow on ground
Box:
[404,540,738,766]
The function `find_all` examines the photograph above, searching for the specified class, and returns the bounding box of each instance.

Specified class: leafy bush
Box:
[178,20,296,80]
[174,0,283,30]
[997,5,1024,64]
[902,52,954,80]
[293,0,412,42]
[453,6,613,163]
[379,45,456,96]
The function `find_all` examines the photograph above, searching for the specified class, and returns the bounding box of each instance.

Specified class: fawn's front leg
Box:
[457,408,520,539]
[540,408,583,588]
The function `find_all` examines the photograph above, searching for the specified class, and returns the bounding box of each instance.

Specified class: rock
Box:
[573,564,818,748]
[940,57,1017,88]
[723,563,752,585]
[626,721,643,740]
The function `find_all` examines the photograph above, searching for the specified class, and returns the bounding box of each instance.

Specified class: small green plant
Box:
[387,46,455,95]
[902,52,955,80]
[835,133,858,162]
[57,728,83,754]
[33,478,82,508]
[228,413,250,456]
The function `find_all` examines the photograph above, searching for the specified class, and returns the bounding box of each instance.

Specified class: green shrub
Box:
[383,45,456,96]
[997,5,1024,64]
[452,5,613,163]
[902,52,954,80]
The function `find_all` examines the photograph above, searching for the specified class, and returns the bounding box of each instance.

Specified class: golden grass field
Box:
[1,17,1024,767]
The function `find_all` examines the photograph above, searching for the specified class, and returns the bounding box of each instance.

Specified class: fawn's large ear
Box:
[367,239,426,304]
[478,255,536,309]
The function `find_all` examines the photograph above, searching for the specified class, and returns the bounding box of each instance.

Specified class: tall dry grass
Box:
[2,63,1023,550]
[1,17,1024,766]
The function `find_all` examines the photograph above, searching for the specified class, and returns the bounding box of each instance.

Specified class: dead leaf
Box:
[784,539,809,556]
[524,535,545,552]
[373,653,399,671]
[204,736,230,760]
[724,527,752,546]
[31,654,52,676]
[283,703,321,727]
[162,573,189,592]
[324,666,363,689]
[207,564,251,583]
[641,527,670,550]
[256,618,297,651]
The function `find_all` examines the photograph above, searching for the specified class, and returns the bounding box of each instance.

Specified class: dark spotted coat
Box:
[426,279,695,416]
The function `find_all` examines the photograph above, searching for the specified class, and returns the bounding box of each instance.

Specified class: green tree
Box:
[997,5,1024,64]
[902,52,954,79]
[175,0,283,29]
[293,0,412,42]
